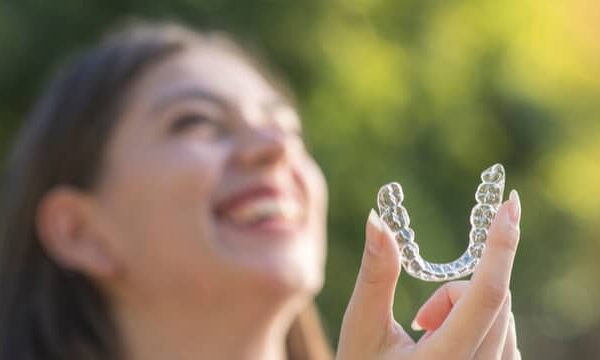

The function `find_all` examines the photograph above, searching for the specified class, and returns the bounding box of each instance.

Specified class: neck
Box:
[112,286,307,360]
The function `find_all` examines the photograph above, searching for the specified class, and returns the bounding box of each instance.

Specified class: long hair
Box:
[0,21,332,360]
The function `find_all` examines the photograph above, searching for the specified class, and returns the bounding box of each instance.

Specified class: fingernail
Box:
[367,209,383,255]
[368,208,381,231]
[411,319,423,331]
[508,190,521,224]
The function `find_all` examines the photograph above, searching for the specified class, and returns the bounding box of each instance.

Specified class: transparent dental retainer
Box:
[377,164,505,282]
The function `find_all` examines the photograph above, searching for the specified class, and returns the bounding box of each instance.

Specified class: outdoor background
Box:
[1,0,599,358]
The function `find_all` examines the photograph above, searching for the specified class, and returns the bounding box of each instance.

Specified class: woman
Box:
[0,21,521,359]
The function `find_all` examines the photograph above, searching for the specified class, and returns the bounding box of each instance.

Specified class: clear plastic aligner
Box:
[376,164,506,282]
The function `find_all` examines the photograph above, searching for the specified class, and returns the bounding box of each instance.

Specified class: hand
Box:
[337,191,521,360]
[413,281,521,359]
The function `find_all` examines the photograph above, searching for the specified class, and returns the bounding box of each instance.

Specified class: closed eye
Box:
[167,111,228,142]
[169,113,212,133]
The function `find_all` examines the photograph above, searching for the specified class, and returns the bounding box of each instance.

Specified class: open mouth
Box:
[214,185,305,233]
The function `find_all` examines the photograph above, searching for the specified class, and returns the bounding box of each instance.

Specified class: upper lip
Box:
[214,183,301,218]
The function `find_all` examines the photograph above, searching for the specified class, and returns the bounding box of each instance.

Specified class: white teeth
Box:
[225,197,300,225]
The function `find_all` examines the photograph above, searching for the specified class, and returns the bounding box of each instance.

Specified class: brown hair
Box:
[0,21,332,360]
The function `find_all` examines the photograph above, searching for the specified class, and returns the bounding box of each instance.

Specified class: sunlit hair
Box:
[0,20,331,359]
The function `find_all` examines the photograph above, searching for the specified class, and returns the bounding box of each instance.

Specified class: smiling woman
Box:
[0,21,332,359]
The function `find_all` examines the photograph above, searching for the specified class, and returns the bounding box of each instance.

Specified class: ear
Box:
[36,186,120,278]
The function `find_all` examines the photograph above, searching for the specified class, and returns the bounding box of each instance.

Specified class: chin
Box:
[236,253,325,299]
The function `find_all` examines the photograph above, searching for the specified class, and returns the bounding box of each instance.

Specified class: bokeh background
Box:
[1,0,599,358]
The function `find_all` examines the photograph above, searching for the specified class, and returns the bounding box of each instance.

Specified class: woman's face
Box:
[93,45,328,301]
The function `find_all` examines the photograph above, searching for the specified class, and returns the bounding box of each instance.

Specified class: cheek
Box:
[101,143,228,281]
[306,157,329,266]
[309,159,328,226]
[282,155,328,292]
[298,151,328,229]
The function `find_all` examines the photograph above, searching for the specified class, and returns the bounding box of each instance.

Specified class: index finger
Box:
[430,190,521,358]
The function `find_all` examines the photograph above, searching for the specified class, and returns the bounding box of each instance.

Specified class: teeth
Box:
[225,198,300,225]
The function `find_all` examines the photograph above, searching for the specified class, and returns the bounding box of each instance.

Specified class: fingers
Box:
[412,281,469,331]
[502,312,521,360]
[429,190,521,358]
[413,282,521,360]
[350,209,401,324]
[474,294,511,359]
[338,209,411,356]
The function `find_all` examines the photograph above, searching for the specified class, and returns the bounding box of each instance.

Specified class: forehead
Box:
[131,45,280,105]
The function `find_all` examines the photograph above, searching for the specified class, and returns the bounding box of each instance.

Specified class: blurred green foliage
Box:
[1,0,599,358]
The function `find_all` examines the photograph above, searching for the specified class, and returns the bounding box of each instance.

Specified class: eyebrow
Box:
[152,87,228,114]
[151,86,294,117]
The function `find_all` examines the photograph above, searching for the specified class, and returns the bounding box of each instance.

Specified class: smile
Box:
[214,185,306,232]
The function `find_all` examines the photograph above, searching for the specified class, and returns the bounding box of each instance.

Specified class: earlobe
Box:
[36,186,120,278]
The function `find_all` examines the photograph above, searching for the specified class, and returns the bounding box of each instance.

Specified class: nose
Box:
[234,125,288,169]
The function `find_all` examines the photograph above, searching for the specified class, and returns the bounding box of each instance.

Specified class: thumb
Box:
[339,209,405,347]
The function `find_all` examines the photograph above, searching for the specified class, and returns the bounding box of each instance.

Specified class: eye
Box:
[170,113,210,132]
[168,112,226,140]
